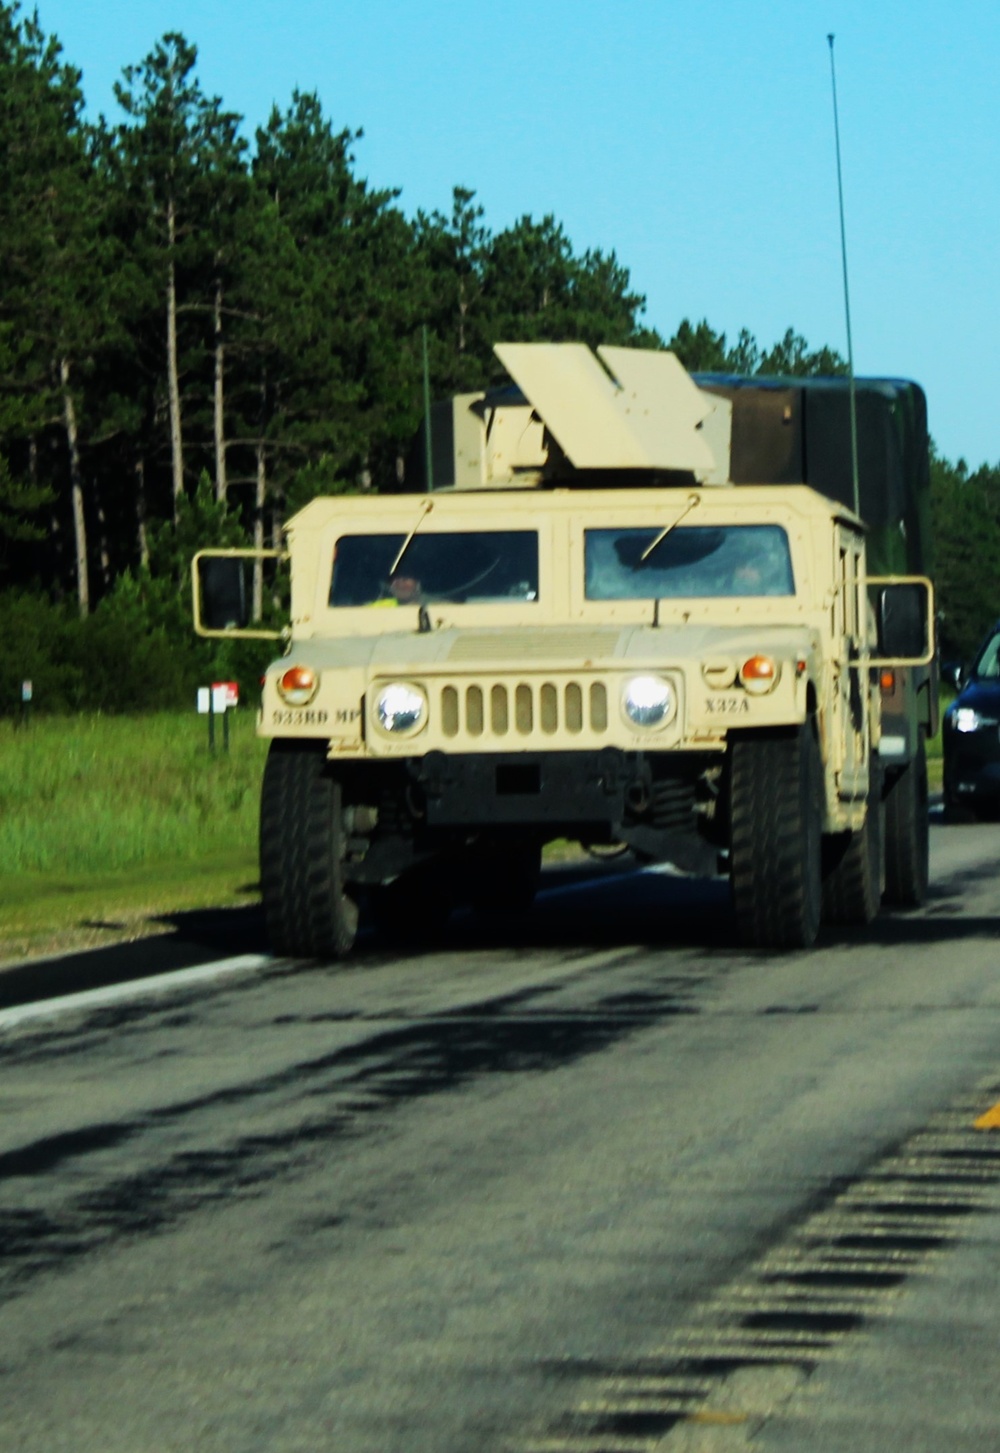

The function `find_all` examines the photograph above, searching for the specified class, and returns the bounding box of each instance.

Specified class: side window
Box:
[835,545,848,638]
[846,546,859,638]
[853,546,865,641]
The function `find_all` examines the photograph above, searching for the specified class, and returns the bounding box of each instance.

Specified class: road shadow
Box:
[0,900,268,1012]
[448,863,738,953]
[3,819,1000,1012]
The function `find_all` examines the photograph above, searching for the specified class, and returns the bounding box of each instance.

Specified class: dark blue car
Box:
[943,623,1000,815]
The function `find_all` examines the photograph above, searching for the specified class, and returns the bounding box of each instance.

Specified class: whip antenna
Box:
[828,34,860,515]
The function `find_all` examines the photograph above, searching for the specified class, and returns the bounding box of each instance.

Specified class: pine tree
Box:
[0,3,117,611]
[110,33,246,521]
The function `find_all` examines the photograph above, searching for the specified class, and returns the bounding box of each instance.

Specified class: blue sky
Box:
[30,0,1000,468]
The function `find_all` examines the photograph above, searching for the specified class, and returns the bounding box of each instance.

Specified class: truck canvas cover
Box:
[694,374,931,575]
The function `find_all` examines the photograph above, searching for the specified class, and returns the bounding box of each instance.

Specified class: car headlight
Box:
[375,682,427,735]
[622,674,675,729]
[952,706,997,733]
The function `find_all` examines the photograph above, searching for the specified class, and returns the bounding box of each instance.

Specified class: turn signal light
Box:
[277,665,319,706]
[880,670,896,692]
[739,654,779,695]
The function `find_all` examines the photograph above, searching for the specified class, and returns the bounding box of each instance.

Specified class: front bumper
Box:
[943,726,1000,803]
[411,749,636,828]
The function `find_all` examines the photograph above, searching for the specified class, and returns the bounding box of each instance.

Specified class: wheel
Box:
[822,758,883,926]
[259,742,360,959]
[468,839,542,917]
[883,736,929,906]
[729,726,823,949]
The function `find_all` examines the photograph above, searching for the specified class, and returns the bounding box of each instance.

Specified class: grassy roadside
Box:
[0,857,261,963]
[0,712,266,961]
[0,693,950,964]
[926,691,949,793]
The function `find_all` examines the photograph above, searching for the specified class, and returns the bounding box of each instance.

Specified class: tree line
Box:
[0,3,994,710]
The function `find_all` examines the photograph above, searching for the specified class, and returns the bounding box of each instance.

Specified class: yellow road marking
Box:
[974,1101,1000,1130]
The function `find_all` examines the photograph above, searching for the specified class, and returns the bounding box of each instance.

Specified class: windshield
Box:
[584,524,795,600]
[973,631,1000,680]
[330,530,539,607]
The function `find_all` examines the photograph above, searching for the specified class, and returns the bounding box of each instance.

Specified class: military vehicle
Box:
[194,343,934,956]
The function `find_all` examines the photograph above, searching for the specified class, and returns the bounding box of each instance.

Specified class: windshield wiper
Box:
[639,492,700,563]
[389,498,435,577]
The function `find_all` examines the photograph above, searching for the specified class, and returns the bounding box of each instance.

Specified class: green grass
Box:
[0,692,954,959]
[0,712,267,955]
[925,688,954,793]
[0,711,267,874]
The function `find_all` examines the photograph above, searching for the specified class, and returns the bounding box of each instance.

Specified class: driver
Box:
[387,572,421,604]
[371,572,423,606]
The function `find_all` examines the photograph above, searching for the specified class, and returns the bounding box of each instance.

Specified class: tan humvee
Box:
[194,344,933,956]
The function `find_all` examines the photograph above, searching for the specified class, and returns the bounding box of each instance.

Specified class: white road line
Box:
[0,864,692,1035]
[0,953,275,1034]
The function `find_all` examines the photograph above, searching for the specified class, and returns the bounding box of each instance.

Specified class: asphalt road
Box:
[2,816,1000,1452]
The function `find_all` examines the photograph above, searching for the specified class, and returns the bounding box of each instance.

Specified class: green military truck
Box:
[194,343,934,956]
[691,370,937,908]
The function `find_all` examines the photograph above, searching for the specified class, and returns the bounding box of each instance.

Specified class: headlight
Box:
[953,706,996,733]
[276,665,319,706]
[375,682,427,734]
[622,674,675,729]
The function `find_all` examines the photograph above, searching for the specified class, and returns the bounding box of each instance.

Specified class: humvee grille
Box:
[438,679,609,742]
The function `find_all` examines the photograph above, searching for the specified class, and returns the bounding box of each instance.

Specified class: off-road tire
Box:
[730,727,822,950]
[883,736,929,907]
[821,759,883,926]
[259,741,360,959]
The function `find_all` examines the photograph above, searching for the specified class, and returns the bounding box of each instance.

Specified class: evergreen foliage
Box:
[0,2,988,708]
[930,451,1000,663]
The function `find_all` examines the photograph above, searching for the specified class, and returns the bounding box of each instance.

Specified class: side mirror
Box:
[191,549,285,640]
[875,581,930,661]
[197,555,249,631]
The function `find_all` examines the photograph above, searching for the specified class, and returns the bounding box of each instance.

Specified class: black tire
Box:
[259,742,360,959]
[730,727,822,950]
[469,839,542,917]
[821,759,883,926]
[883,736,929,906]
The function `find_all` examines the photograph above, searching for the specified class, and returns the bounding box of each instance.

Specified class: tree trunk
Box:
[213,276,227,502]
[253,440,266,621]
[166,196,184,519]
[60,356,89,619]
[135,455,149,569]
[93,479,111,590]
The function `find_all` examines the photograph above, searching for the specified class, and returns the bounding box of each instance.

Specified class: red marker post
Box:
[197,681,239,752]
